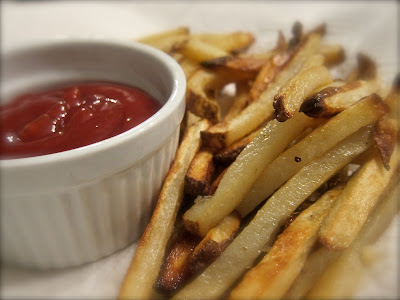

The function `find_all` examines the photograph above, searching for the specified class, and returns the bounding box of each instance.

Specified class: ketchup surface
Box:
[0,82,162,159]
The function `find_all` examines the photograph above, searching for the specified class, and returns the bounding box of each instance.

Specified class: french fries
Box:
[120,23,400,300]
[183,112,318,237]
[119,119,210,299]
[319,145,399,250]
[300,79,380,118]
[230,187,342,300]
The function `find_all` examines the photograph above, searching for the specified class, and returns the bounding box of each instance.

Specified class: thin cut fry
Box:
[118,119,210,299]
[300,79,380,117]
[173,128,374,300]
[237,93,385,217]
[179,38,230,62]
[183,113,318,237]
[185,150,215,196]
[306,181,399,299]
[230,188,342,300]
[319,145,399,250]
[193,31,255,53]
[273,65,332,121]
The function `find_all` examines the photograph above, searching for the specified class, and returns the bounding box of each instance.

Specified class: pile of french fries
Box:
[119,23,399,299]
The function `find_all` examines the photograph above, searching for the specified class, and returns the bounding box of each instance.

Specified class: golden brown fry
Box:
[248,51,292,104]
[118,119,210,299]
[186,211,241,276]
[156,231,199,294]
[306,181,399,299]
[238,93,386,217]
[184,113,318,237]
[300,79,380,118]
[193,31,255,53]
[273,65,332,121]
[187,68,254,123]
[201,55,268,73]
[178,38,230,62]
[201,32,324,149]
[185,150,215,197]
[174,126,374,300]
[319,145,399,250]
[230,188,342,300]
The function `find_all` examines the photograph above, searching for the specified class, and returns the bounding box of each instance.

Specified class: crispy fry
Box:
[186,68,254,122]
[118,119,210,299]
[300,79,380,117]
[273,65,332,121]
[185,150,215,197]
[193,31,255,53]
[173,126,374,300]
[184,113,318,237]
[156,231,200,294]
[186,211,241,276]
[201,32,324,149]
[306,181,399,299]
[178,38,230,62]
[201,55,268,73]
[319,145,399,250]
[238,93,385,217]
[230,188,342,300]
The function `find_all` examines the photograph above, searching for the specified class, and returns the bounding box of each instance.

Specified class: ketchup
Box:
[0,82,162,159]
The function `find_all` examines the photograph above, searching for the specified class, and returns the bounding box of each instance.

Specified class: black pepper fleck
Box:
[295,156,301,162]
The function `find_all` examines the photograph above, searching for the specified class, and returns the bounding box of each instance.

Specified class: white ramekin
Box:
[0,39,186,269]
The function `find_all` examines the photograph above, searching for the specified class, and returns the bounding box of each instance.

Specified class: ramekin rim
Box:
[0,38,186,170]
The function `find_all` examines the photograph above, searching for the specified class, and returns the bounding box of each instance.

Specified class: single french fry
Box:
[273,65,332,121]
[306,181,399,299]
[193,31,255,53]
[230,187,342,300]
[184,112,318,237]
[300,79,380,117]
[185,150,215,197]
[156,231,200,294]
[118,119,210,299]
[319,144,399,250]
[179,38,230,62]
[237,93,385,217]
[186,211,241,276]
[173,126,374,300]
[201,33,324,149]
[201,55,268,73]
[137,27,189,44]
[186,68,253,122]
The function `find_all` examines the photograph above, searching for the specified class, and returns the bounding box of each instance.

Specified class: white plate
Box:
[1,0,398,298]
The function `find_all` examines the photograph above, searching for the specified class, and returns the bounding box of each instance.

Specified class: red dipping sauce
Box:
[0,82,162,159]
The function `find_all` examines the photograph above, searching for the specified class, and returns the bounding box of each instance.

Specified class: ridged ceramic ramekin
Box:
[0,39,186,269]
